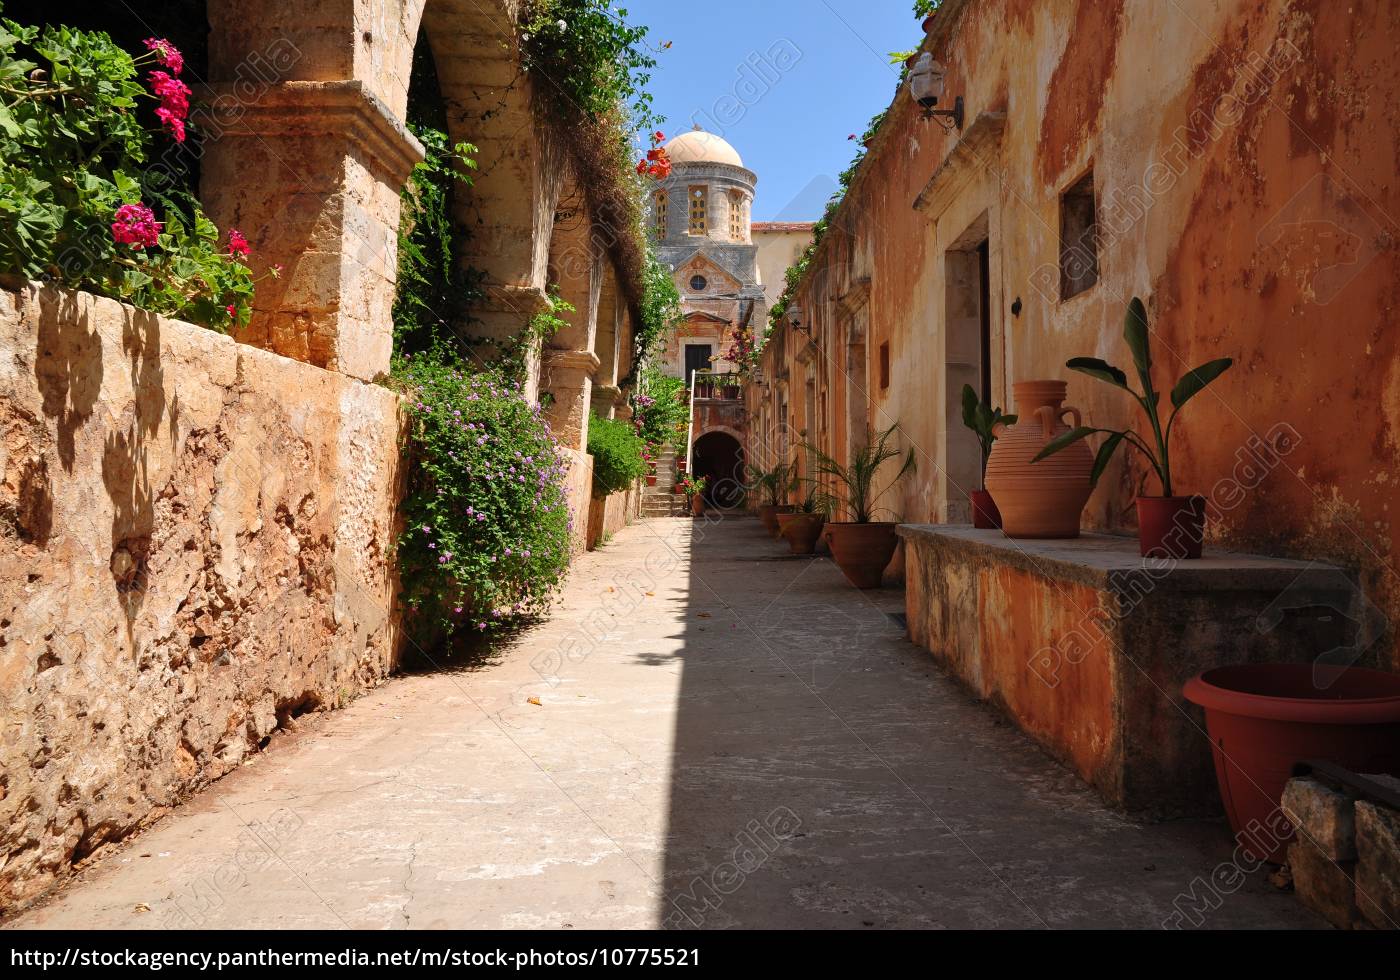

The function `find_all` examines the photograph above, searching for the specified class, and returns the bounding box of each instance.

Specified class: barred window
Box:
[654,191,668,236]
[729,191,745,241]
[688,187,707,235]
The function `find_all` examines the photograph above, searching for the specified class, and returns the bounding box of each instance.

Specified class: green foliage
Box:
[0,18,257,330]
[521,0,662,132]
[631,245,683,372]
[795,478,836,517]
[1032,296,1234,496]
[804,423,916,524]
[392,351,573,639]
[960,385,1017,478]
[746,460,797,507]
[679,473,707,499]
[631,367,688,451]
[587,413,646,498]
[393,122,481,355]
[913,0,943,17]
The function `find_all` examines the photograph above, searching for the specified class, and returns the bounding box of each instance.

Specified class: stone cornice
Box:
[913,112,1008,216]
[198,80,425,185]
[480,284,553,316]
[543,349,602,374]
[836,277,873,318]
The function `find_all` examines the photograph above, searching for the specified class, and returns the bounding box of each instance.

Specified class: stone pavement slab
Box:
[6,517,1319,930]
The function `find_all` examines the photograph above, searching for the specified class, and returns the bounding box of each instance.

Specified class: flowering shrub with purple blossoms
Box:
[393,352,573,639]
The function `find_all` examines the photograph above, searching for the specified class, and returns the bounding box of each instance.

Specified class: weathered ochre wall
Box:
[0,285,404,913]
[758,0,1400,668]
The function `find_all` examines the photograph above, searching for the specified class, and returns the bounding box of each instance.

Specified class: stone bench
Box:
[897,525,1368,817]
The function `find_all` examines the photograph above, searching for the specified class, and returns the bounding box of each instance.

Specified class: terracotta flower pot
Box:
[970,489,1002,530]
[922,14,939,33]
[822,522,898,589]
[676,459,687,473]
[757,504,780,535]
[1137,495,1206,559]
[646,474,658,487]
[984,380,1093,538]
[769,504,796,539]
[1183,664,1400,864]
[690,495,705,517]
[781,513,826,555]
[775,511,798,541]
[674,483,685,495]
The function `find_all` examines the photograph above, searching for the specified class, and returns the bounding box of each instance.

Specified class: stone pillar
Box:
[201,5,423,381]
[543,350,601,451]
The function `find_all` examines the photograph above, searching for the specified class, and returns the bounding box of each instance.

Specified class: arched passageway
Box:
[692,431,745,509]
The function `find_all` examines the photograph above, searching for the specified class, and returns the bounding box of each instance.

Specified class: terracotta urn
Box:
[781,513,826,555]
[769,504,796,539]
[984,380,1093,538]
[822,523,899,589]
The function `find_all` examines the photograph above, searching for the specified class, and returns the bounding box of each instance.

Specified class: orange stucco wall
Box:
[752,0,1400,668]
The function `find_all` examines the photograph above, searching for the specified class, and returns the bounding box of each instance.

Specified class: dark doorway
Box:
[691,431,745,509]
[684,344,713,384]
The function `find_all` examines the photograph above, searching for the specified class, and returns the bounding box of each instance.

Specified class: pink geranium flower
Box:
[142,38,185,75]
[227,229,250,257]
[111,203,162,249]
[148,71,191,142]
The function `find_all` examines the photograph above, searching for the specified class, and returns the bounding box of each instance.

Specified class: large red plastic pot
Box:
[1183,664,1400,863]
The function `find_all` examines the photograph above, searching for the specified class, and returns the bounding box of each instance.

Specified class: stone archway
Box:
[692,431,746,509]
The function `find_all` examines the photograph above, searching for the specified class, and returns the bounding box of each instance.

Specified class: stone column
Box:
[200,72,421,381]
[541,197,602,452]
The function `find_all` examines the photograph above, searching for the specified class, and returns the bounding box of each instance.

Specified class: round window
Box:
[690,275,708,291]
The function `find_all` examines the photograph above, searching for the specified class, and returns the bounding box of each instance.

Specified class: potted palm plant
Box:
[749,461,796,537]
[806,423,916,589]
[780,479,834,556]
[1033,296,1233,558]
[960,384,1016,529]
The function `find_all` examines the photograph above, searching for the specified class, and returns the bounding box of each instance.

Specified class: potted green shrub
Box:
[681,474,709,517]
[748,461,796,537]
[780,480,834,556]
[960,384,1017,530]
[805,423,916,589]
[1033,296,1233,558]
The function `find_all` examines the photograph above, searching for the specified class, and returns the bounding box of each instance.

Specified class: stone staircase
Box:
[642,446,689,518]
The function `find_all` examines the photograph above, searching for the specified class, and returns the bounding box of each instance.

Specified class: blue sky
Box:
[626,0,922,221]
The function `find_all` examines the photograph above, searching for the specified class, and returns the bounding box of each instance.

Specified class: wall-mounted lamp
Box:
[788,301,811,336]
[908,52,964,132]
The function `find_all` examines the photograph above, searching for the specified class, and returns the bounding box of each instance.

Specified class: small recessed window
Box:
[690,275,708,292]
[879,342,890,390]
[1059,170,1099,300]
[653,190,668,237]
[688,186,708,235]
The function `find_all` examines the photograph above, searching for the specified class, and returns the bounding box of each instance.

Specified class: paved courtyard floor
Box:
[8,516,1318,930]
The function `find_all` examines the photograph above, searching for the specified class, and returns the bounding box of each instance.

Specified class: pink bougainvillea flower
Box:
[111,203,162,249]
[227,229,251,257]
[142,37,185,75]
[225,304,237,318]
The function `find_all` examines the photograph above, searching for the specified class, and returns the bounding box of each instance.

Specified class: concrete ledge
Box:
[898,524,1360,816]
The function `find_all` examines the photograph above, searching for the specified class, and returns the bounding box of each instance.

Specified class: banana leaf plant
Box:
[1032,296,1233,496]
[803,422,916,523]
[960,384,1017,480]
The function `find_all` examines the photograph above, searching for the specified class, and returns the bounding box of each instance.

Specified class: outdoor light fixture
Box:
[788,301,811,336]
[908,52,964,131]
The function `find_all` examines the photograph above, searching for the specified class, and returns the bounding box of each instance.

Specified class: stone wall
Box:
[0,284,404,913]
[1283,775,1400,929]
[587,482,644,551]
[750,0,1400,670]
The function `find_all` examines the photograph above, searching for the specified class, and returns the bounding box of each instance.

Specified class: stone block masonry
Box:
[898,526,1364,817]
[0,283,405,913]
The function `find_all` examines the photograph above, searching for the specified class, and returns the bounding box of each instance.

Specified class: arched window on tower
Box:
[654,190,668,237]
[729,191,746,242]
[688,186,708,235]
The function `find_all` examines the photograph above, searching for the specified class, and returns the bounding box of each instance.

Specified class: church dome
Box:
[665,128,744,167]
